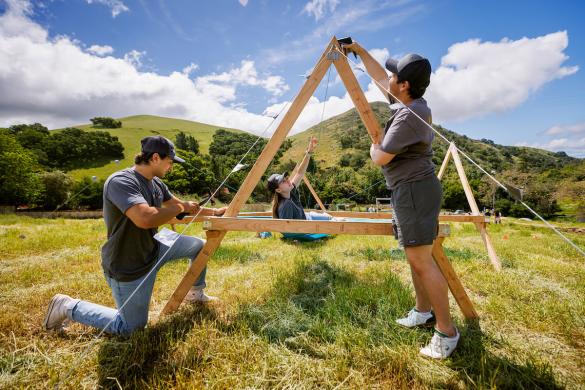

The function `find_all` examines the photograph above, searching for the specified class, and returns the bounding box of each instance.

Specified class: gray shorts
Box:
[391,175,442,247]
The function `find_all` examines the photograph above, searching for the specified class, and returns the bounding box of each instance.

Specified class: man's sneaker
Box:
[44,294,74,331]
[396,308,436,328]
[184,287,219,303]
[420,328,460,359]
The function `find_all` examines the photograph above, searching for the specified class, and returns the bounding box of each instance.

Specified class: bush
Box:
[40,171,73,210]
[90,117,122,128]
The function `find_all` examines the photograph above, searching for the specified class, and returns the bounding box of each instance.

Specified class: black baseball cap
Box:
[385,53,431,94]
[140,136,185,163]
[267,172,289,192]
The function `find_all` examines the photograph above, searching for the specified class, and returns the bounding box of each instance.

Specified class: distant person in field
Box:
[43,136,227,336]
[495,210,502,224]
[343,41,459,359]
[267,136,333,222]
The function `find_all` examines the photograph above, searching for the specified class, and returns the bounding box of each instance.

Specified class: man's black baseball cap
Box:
[385,53,431,95]
[140,136,185,163]
[267,172,289,192]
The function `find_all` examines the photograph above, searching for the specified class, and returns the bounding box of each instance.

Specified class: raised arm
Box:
[291,136,318,187]
[341,41,391,99]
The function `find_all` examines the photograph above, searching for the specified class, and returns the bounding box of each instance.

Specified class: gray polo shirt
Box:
[101,168,172,281]
[277,185,307,220]
[380,98,435,189]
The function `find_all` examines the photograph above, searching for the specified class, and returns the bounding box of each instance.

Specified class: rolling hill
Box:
[63,115,244,180]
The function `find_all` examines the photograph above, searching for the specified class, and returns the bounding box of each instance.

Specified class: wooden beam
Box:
[450,145,480,215]
[302,176,326,211]
[437,143,453,181]
[431,237,478,320]
[477,222,502,271]
[332,43,383,144]
[168,211,488,225]
[161,37,337,315]
[202,217,451,238]
[161,230,225,315]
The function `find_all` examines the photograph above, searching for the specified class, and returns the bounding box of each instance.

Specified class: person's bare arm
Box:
[291,136,318,187]
[370,143,395,166]
[125,202,187,229]
[341,42,390,98]
[164,195,227,217]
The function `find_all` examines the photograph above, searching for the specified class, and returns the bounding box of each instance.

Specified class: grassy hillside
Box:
[281,101,578,173]
[1,215,584,388]
[62,115,244,180]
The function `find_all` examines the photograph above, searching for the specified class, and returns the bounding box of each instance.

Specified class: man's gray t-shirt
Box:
[277,185,306,220]
[380,98,435,189]
[101,168,172,281]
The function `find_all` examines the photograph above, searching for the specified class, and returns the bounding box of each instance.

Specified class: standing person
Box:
[495,210,502,224]
[343,42,459,359]
[43,136,227,336]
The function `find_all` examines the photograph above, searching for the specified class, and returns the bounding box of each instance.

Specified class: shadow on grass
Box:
[96,304,231,389]
[238,258,563,388]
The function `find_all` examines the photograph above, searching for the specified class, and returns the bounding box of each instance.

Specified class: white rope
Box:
[54,52,335,388]
[335,46,585,259]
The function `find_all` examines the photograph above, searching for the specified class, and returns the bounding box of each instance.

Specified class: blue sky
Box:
[1,0,584,156]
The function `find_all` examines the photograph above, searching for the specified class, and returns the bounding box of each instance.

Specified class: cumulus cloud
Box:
[302,0,340,21]
[0,3,288,135]
[544,122,585,136]
[238,0,249,6]
[516,137,585,157]
[86,0,129,18]
[87,44,114,56]
[182,62,199,75]
[517,121,585,156]
[425,31,578,123]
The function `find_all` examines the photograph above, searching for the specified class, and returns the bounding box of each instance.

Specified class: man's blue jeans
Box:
[67,235,206,336]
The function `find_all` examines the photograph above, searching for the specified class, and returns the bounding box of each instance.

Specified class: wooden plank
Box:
[202,217,451,238]
[450,145,480,215]
[161,230,225,315]
[476,222,502,271]
[169,211,487,225]
[437,143,453,181]
[332,43,383,144]
[327,211,486,223]
[431,237,479,320]
[161,38,337,315]
[302,176,326,211]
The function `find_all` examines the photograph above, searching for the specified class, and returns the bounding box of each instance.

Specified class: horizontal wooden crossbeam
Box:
[169,211,486,225]
[201,217,451,237]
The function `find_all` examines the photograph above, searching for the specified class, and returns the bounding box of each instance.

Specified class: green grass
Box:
[1,215,584,388]
[62,115,244,180]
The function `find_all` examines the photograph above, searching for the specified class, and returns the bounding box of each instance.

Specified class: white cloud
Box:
[302,0,340,21]
[86,0,129,18]
[544,122,585,136]
[425,31,578,123]
[123,49,145,68]
[516,137,585,157]
[182,62,200,75]
[238,0,249,6]
[87,44,114,56]
[0,3,287,135]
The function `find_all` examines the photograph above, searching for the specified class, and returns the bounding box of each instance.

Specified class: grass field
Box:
[0,215,584,389]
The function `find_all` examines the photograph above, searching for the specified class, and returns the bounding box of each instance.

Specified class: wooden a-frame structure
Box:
[162,37,479,320]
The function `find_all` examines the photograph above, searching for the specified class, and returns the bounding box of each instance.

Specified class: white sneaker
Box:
[396,308,436,328]
[184,287,219,303]
[44,294,75,330]
[420,328,460,359]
